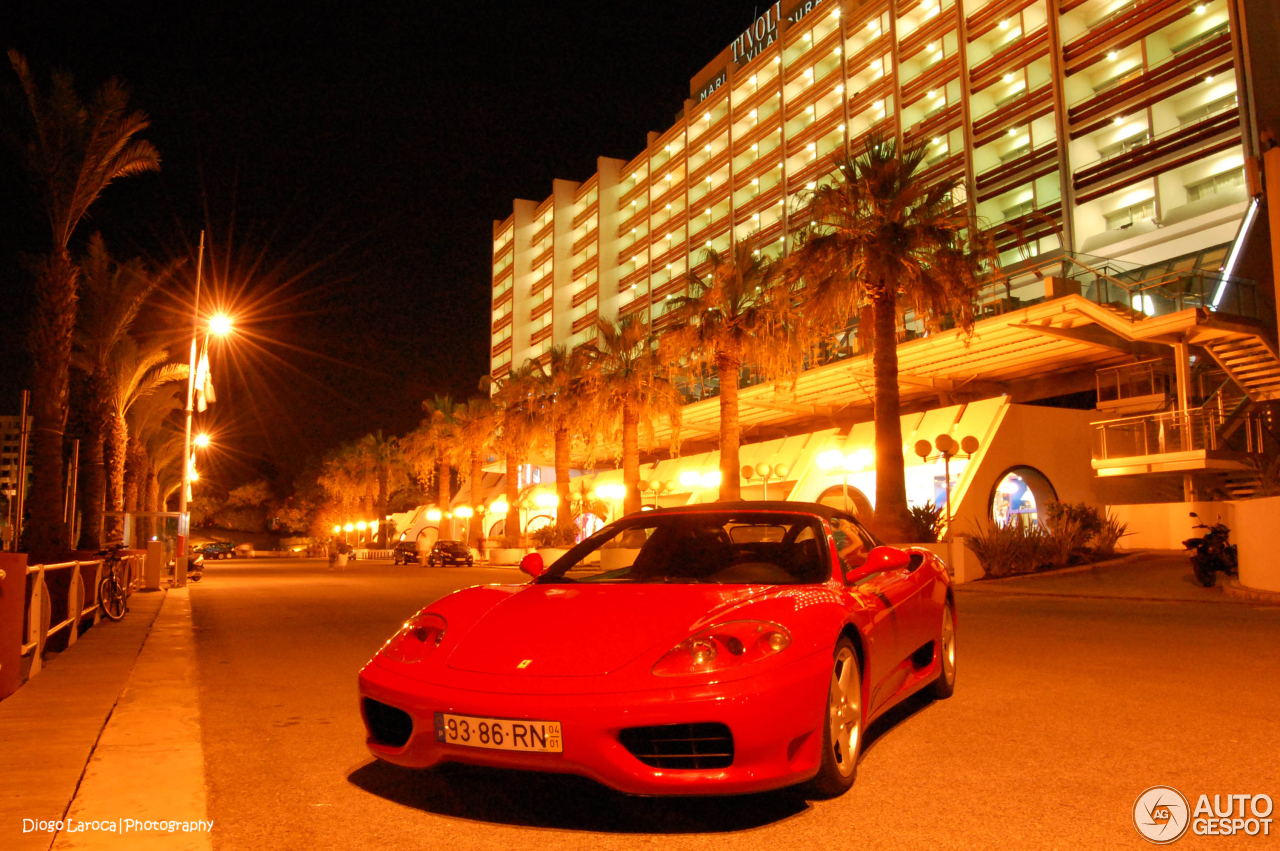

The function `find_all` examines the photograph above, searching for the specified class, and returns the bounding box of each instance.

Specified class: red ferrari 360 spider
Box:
[357,502,956,797]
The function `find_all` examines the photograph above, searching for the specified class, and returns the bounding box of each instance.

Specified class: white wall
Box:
[1109,501,1234,550]
[1234,496,1280,592]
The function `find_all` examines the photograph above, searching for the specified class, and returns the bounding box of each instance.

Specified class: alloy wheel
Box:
[829,646,861,777]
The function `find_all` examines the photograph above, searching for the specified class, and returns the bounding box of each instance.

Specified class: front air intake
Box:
[618,722,734,769]
[363,698,413,747]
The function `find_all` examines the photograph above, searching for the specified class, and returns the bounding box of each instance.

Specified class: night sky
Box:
[0,0,752,489]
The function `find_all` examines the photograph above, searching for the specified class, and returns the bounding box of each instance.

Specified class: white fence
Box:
[22,553,146,679]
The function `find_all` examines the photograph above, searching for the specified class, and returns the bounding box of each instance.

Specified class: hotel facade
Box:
[480,0,1280,565]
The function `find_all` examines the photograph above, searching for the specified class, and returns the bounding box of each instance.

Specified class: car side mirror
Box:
[519,552,546,578]
[1189,512,1199,518]
[844,545,911,584]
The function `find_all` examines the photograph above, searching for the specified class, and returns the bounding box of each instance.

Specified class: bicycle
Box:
[97,542,129,621]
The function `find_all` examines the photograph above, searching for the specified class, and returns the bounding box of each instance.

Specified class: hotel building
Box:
[481,0,1280,562]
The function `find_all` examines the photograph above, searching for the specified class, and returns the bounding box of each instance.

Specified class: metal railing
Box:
[1093,408,1267,461]
[21,553,146,679]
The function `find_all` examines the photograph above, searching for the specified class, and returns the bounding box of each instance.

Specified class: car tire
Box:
[809,637,862,799]
[927,602,957,700]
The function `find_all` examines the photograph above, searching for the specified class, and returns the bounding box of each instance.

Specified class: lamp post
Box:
[740,463,790,501]
[177,233,233,586]
[912,434,980,542]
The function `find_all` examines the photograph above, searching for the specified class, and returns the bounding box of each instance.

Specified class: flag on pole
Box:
[195,345,217,412]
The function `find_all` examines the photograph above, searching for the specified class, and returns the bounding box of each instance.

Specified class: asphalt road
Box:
[189,558,1280,850]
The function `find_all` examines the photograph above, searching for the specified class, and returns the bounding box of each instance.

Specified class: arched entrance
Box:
[989,466,1057,527]
[816,485,874,519]
[526,514,553,534]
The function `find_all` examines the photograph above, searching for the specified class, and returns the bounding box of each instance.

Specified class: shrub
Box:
[909,502,945,543]
[531,525,576,548]
[966,520,1049,578]
[1092,512,1129,556]
[1043,501,1102,565]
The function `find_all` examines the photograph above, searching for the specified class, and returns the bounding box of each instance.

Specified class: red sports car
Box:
[357,502,956,797]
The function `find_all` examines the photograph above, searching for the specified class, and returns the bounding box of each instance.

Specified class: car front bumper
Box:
[357,651,830,796]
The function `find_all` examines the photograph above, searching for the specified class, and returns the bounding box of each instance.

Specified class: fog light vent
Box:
[363,698,413,747]
[618,722,733,769]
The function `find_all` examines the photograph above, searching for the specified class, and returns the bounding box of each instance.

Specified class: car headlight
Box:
[651,620,791,677]
[380,612,447,664]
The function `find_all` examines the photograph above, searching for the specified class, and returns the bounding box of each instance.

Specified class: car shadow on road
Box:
[347,760,811,833]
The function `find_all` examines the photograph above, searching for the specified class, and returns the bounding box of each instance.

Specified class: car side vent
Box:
[363,698,413,747]
[618,722,734,769]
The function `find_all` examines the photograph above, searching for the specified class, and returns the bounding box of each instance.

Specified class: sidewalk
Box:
[956,549,1273,604]
[0,590,165,850]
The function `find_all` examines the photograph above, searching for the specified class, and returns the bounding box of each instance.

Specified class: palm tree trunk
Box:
[469,453,485,551]
[717,353,742,502]
[553,424,572,538]
[377,464,390,548]
[78,432,105,550]
[504,452,520,547]
[145,462,159,517]
[622,402,640,517]
[871,292,912,540]
[25,253,78,553]
[438,461,451,541]
[123,441,141,540]
[103,411,128,541]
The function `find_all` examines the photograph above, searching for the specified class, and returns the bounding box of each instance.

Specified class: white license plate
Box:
[434,712,563,753]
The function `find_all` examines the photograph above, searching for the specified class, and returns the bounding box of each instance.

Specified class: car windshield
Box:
[439,542,467,553]
[538,511,832,585]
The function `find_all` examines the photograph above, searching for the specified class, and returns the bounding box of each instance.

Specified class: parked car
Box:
[358,502,955,798]
[195,541,235,559]
[425,540,474,567]
[234,543,255,558]
[391,540,419,565]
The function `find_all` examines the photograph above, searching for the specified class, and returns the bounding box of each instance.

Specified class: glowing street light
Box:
[817,448,873,513]
[193,433,210,448]
[209,314,233,336]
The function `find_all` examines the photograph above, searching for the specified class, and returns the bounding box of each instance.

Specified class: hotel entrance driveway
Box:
[190,558,1280,850]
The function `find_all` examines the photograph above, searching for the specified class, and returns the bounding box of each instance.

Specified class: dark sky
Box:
[0,0,752,489]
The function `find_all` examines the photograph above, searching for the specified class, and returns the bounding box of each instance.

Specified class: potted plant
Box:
[531,524,575,566]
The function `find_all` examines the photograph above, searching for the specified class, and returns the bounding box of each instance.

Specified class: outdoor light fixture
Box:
[913,435,981,541]
[454,506,474,518]
[209,314,233,336]
[356,521,367,531]
[534,492,557,508]
[332,525,341,534]
[700,471,721,489]
[679,470,702,488]
[194,433,210,448]
[344,523,354,532]
[426,509,442,522]
[490,500,509,516]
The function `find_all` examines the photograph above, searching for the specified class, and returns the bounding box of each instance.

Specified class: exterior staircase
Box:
[1201,335,1280,402]
[1220,468,1263,499]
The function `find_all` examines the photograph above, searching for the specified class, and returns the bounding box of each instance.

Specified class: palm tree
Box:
[72,236,166,547]
[488,363,541,546]
[448,396,496,547]
[125,389,183,542]
[356,431,401,547]
[100,341,187,540]
[662,241,805,501]
[424,395,463,539]
[790,133,995,540]
[7,52,160,552]
[581,315,683,517]
[524,347,596,542]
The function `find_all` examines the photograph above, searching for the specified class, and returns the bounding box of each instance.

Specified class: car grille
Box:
[363,698,413,747]
[618,722,734,769]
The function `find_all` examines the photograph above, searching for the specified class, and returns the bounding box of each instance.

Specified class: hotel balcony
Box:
[1091,408,1267,476]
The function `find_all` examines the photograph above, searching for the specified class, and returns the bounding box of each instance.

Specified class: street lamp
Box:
[177,232,235,587]
[817,448,872,513]
[913,434,980,542]
[741,462,791,501]
[193,433,210,448]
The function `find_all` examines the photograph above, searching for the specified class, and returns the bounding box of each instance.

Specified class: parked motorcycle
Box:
[1183,512,1238,588]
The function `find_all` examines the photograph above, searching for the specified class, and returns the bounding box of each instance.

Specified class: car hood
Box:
[445,583,771,677]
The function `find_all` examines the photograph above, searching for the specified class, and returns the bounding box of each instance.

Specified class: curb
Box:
[1222,578,1280,605]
